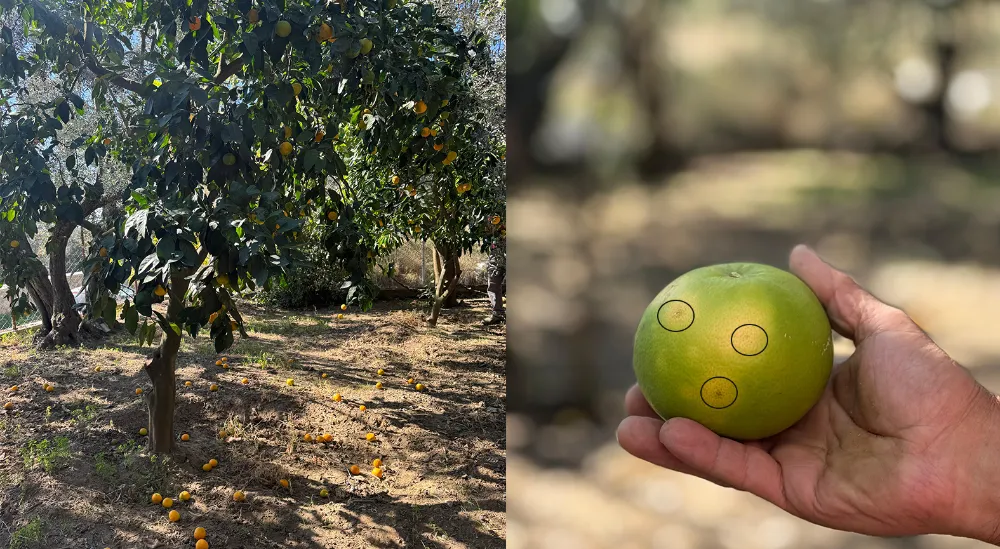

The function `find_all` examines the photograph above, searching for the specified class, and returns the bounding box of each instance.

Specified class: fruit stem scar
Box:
[729,272,741,278]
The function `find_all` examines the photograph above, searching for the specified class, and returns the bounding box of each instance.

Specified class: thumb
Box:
[788,244,906,342]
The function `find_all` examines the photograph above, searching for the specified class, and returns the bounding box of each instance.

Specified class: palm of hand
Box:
[768,326,984,536]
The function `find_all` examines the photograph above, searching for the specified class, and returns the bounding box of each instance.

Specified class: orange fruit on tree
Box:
[275,20,292,37]
[317,22,333,42]
[154,285,167,297]
[9,240,18,248]
[632,262,833,440]
[194,526,207,539]
[414,100,427,114]
[247,8,259,23]
[151,493,163,504]
[188,16,201,31]
[433,143,444,151]
[168,509,180,522]
[314,131,325,142]
[327,211,338,221]
[292,82,302,96]
[196,540,209,549]
[279,141,293,156]
[103,137,111,145]
[420,127,430,137]
[349,465,361,475]
[430,128,438,136]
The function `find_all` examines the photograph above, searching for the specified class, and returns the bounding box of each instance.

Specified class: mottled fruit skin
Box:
[633,262,833,440]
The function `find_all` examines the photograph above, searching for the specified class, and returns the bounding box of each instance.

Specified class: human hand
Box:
[618,245,1000,543]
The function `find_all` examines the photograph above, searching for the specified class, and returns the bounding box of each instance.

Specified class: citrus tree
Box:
[1,0,484,452]
[336,5,505,326]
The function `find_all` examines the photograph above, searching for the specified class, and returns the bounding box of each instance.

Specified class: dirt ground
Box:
[0,300,506,549]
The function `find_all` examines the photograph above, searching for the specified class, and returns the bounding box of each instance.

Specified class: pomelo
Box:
[633,262,832,440]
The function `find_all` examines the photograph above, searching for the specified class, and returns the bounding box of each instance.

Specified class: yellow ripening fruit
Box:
[194,526,207,539]
[284,126,292,139]
[420,127,430,137]
[327,211,338,221]
[332,393,342,401]
[233,490,246,502]
[371,467,383,478]
[358,405,366,411]
[491,215,502,225]
[162,497,174,508]
[446,151,458,162]
[317,23,333,42]
[10,240,18,248]
[319,488,329,497]
[372,458,382,467]
[179,491,191,501]
[168,510,180,522]
[139,427,148,435]
[415,383,425,391]
[391,175,400,185]
[375,382,383,389]
[414,100,427,114]
[286,378,294,386]
[292,82,302,96]
[151,493,162,504]
[279,141,293,156]
[341,304,347,311]
[154,285,167,297]
[275,20,292,38]
[377,369,384,376]
[365,432,375,441]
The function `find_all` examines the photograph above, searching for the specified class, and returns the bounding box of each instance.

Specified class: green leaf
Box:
[125,303,139,333]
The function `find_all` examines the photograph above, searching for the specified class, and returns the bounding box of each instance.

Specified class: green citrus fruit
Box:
[633,262,832,440]
[360,38,374,55]
[223,153,236,166]
[275,20,292,38]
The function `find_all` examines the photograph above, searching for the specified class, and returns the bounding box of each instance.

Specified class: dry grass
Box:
[0,300,505,549]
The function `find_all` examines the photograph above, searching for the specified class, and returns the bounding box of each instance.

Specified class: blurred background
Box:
[507,0,1000,547]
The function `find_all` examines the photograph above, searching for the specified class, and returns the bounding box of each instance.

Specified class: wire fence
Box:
[0,233,490,334]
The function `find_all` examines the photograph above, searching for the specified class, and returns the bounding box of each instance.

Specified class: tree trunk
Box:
[425,244,461,326]
[442,254,462,308]
[37,222,82,349]
[24,272,55,336]
[144,271,188,453]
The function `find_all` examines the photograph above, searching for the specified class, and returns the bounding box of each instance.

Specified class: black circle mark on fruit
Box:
[656,299,694,332]
[731,323,768,356]
[700,376,737,409]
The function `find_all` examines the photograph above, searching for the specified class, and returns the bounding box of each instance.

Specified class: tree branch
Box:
[25,0,144,94]
[214,54,246,85]
[79,219,102,236]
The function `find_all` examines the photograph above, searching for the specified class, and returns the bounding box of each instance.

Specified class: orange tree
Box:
[1,0,478,452]
[336,27,505,325]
